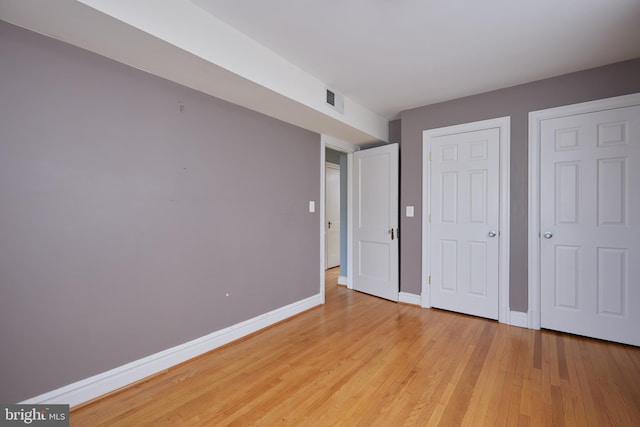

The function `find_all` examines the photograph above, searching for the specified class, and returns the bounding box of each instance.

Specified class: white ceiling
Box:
[2,0,640,144]
[191,0,640,118]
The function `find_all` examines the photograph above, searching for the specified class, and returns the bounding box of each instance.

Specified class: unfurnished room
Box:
[1,1,640,425]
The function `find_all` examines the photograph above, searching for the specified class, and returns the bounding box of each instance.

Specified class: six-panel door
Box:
[429,128,500,319]
[540,105,640,346]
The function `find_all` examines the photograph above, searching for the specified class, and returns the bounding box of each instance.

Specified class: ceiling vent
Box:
[326,87,344,114]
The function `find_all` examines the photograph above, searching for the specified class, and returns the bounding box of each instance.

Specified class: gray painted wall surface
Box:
[399,58,640,312]
[325,148,341,164]
[0,22,320,403]
[388,119,401,144]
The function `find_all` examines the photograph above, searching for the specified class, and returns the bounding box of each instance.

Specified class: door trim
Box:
[527,93,640,329]
[321,135,356,304]
[325,162,341,269]
[421,116,511,324]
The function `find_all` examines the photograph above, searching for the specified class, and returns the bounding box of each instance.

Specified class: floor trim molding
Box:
[21,294,323,408]
[399,292,421,306]
[509,311,529,329]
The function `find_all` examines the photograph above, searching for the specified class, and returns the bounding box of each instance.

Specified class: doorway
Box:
[321,138,401,304]
[321,137,355,303]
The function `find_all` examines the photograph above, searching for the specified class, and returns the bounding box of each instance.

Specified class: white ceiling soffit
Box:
[0,0,388,145]
[194,0,640,118]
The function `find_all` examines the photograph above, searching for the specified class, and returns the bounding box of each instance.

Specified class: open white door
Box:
[353,144,399,301]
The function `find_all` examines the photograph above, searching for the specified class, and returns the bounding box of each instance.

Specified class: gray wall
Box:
[399,58,640,312]
[389,119,401,144]
[0,21,320,403]
[325,148,341,164]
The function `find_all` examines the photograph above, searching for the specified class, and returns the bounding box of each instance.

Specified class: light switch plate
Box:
[406,206,415,217]
[309,201,315,213]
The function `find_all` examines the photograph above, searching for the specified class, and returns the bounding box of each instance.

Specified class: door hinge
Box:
[429,151,432,161]
[428,275,431,285]
[429,213,431,223]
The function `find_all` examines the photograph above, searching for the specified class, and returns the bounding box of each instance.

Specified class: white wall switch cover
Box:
[309,201,315,213]
[406,206,414,217]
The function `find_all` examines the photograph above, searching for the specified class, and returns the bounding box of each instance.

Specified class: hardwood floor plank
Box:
[550,385,565,427]
[439,323,496,426]
[555,335,570,381]
[533,330,542,369]
[70,269,640,426]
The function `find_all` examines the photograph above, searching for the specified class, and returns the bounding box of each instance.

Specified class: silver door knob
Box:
[543,231,553,239]
[488,230,497,237]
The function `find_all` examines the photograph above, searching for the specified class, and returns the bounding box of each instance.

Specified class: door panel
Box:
[468,241,487,295]
[554,245,580,309]
[597,247,625,316]
[429,128,500,319]
[540,105,640,346]
[353,144,398,301]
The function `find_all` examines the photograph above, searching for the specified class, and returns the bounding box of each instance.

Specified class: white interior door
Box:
[325,163,340,269]
[426,128,501,319]
[353,144,399,301]
[539,104,640,346]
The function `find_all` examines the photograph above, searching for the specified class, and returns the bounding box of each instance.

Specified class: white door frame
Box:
[325,162,341,269]
[320,135,357,304]
[422,116,511,324]
[527,92,640,329]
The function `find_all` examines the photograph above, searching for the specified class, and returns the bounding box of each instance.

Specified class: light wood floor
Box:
[71,268,640,426]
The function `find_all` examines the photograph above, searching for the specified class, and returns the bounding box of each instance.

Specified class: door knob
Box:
[488,230,497,238]
[543,231,553,239]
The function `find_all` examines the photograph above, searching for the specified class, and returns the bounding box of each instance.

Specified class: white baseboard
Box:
[338,276,348,286]
[509,311,529,328]
[21,293,323,408]
[399,292,421,306]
